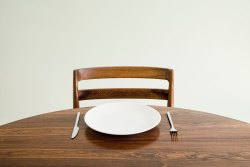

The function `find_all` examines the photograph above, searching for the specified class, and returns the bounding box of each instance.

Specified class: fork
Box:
[166,112,178,133]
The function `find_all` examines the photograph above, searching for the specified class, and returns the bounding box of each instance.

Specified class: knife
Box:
[71,112,80,139]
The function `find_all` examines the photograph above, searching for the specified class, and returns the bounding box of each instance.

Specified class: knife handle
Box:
[74,112,80,127]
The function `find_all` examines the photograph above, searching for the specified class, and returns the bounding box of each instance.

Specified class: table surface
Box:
[0,106,250,167]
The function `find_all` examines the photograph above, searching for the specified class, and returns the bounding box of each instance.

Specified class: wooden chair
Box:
[73,66,174,108]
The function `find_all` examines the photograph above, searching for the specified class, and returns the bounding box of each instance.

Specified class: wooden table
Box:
[0,107,250,167]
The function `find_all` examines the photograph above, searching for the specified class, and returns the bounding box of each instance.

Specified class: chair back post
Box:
[167,69,174,107]
[73,70,79,108]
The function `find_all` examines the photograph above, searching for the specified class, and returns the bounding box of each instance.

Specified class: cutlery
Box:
[166,112,178,133]
[71,112,80,139]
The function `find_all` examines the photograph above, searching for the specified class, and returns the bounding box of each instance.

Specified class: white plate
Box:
[84,102,161,135]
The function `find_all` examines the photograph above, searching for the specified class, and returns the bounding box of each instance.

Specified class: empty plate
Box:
[84,102,161,135]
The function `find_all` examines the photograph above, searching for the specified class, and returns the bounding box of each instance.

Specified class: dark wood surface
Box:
[0,107,250,167]
[73,66,174,108]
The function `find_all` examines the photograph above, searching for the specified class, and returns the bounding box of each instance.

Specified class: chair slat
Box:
[78,88,168,100]
[75,66,171,80]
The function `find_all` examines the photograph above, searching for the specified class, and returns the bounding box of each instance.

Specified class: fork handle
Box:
[167,112,175,128]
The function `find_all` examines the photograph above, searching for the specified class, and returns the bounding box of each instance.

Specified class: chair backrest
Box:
[73,66,174,108]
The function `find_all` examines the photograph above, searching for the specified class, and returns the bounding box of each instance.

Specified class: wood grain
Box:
[73,66,174,108]
[0,107,249,167]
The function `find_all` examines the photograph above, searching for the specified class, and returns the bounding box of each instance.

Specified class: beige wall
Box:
[1,0,250,125]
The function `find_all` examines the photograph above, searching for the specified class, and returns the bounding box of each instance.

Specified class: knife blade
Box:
[71,112,80,139]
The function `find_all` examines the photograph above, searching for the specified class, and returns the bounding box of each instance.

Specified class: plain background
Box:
[1,0,250,125]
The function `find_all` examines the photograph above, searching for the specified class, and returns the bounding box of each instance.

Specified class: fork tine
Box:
[170,132,178,141]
